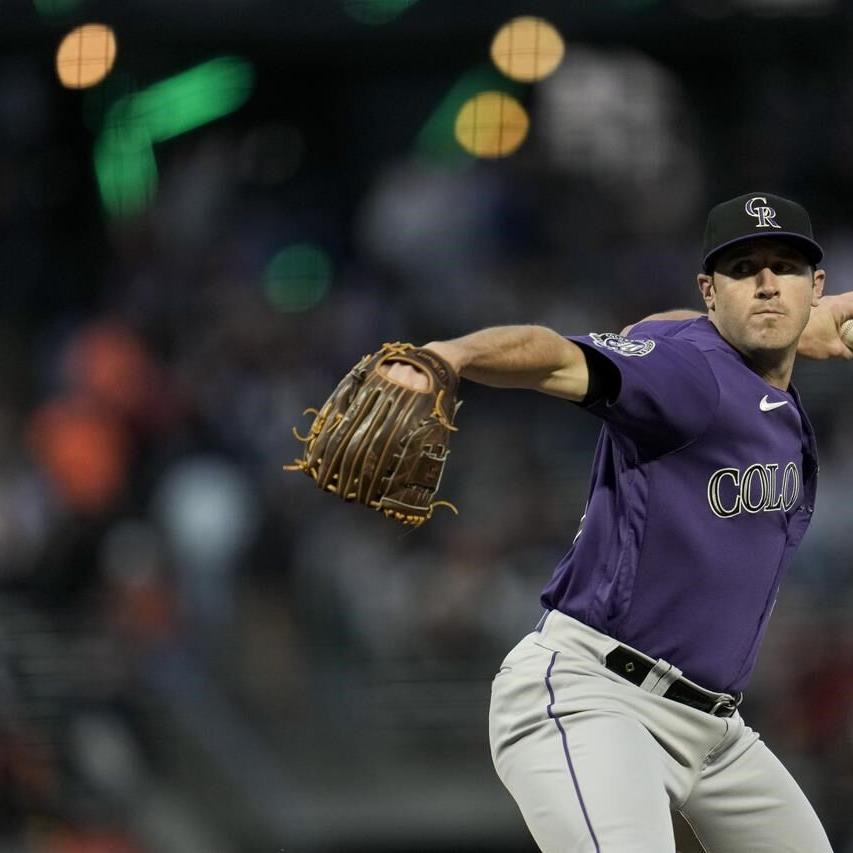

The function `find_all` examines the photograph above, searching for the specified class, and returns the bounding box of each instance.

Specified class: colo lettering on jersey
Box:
[706,462,800,519]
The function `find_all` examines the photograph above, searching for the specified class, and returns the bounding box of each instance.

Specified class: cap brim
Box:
[703,232,824,273]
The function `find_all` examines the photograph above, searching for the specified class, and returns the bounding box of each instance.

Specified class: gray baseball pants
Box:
[489,609,833,852]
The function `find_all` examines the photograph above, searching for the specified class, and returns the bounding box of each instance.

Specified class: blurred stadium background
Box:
[1,0,853,851]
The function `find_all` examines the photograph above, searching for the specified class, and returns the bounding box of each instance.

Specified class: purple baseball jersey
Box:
[541,316,818,694]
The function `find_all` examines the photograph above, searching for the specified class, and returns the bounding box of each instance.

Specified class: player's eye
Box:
[731,261,755,277]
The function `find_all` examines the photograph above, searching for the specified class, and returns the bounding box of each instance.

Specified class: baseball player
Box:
[383,192,853,851]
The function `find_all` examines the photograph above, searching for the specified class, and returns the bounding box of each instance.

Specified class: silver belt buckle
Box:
[709,691,742,717]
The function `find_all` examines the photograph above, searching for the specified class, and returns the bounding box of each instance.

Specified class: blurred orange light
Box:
[454,91,529,158]
[491,16,565,82]
[63,322,155,420]
[55,23,117,89]
[28,397,129,514]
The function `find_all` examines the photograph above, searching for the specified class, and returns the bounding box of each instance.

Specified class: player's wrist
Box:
[423,341,465,375]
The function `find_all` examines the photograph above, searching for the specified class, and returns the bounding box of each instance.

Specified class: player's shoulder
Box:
[628,316,701,340]
[630,316,724,354]
[577,318,709,363]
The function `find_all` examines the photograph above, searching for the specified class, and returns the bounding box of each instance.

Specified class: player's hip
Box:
[489,611,741,773]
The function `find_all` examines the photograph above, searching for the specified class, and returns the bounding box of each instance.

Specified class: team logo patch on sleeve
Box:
[590,333,656,357]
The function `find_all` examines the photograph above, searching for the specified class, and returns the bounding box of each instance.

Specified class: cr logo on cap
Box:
[744,196,782,230]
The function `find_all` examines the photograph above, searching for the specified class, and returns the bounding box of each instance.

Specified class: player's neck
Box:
[749,356,795,391]
[734,343,796,390]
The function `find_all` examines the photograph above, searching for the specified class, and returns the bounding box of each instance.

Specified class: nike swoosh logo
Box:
[759,395,788,412]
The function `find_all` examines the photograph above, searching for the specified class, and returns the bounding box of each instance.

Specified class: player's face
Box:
[696,239,825,359]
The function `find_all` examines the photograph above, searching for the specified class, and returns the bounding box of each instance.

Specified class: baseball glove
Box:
[284,342,461,526]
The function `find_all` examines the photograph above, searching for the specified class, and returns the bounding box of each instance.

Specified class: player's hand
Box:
[377,341,464,389]
[378,360,430,390]
[797,294,853,360]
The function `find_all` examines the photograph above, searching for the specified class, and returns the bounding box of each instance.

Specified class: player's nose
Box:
[754,266,780,296]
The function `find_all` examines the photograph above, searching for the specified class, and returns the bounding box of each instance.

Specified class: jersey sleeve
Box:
[569,320,719,456]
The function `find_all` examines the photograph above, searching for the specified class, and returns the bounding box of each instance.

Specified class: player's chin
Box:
[747,321,799,351]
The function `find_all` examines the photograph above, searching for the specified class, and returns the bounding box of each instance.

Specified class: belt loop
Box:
[640,659,683,696]
[534,610,550,633]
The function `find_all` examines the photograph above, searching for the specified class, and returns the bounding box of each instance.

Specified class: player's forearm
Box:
[425,325,589,400]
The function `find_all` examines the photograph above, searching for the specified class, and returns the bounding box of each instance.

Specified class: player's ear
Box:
[811,268,826,306]
[697,273,715,311]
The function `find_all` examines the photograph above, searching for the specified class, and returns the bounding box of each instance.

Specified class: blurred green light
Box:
[93,57,254,218]
[264,245,332,313]
[416,66,523,166]
[343,0,418,25]
[94,125,158,218]
[114,57,255,143]
[33,0,83,18]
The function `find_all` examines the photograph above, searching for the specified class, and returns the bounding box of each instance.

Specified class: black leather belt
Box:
[604,646,742,718]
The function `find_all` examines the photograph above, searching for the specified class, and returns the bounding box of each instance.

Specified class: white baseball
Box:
[842,319,853,351]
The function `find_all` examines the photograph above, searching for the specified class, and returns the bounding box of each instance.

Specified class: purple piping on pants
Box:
[545,650,601,853]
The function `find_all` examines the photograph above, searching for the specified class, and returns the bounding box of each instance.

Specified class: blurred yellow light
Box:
[454,91,529,159]
[56,23,117,89]
[490,16,564,82]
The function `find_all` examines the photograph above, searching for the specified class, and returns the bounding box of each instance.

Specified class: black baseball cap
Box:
[702,192,823,273]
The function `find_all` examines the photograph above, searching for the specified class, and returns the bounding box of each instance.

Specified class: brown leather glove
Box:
[285,342,461,526]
